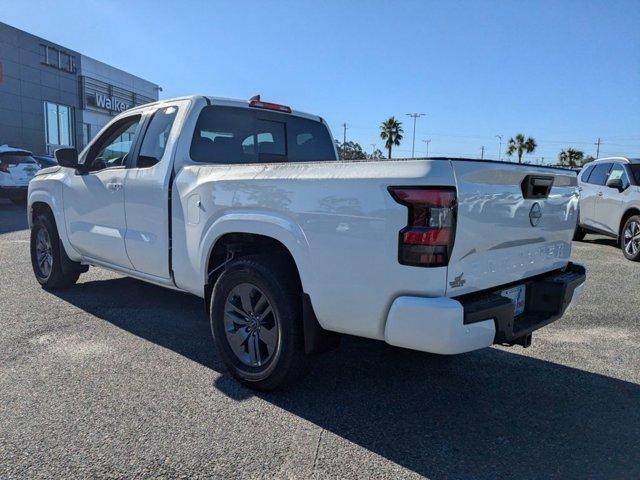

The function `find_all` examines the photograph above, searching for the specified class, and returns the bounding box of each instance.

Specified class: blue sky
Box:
[2,0,639,162]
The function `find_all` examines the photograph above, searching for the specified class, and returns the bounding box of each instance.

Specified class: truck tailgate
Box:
[446,161,578,296]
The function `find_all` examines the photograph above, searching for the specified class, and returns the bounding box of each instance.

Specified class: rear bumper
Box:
[384,262,586,354]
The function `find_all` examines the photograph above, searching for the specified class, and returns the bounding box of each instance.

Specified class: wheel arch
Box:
[28,190,81,262]
[619,207,640,239]
[199,214,312,294]
[205,232,303,296]
[201,217,339,355]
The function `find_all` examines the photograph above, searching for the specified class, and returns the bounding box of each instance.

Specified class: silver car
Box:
[576,157,640,261]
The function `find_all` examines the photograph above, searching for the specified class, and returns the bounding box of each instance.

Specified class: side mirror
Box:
[54,148,80,169]
[606,177,623,190]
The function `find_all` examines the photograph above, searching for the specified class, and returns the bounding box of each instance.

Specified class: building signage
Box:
[91,93,131,113]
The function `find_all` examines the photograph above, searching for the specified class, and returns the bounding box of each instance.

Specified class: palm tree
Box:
[505,133,537,164]
[558,148,584,168]
[380,117,404,159]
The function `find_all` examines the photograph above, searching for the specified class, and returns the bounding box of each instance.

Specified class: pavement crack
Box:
[311,428,325,476]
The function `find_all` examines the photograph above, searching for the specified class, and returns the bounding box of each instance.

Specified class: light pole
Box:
[422,139,431,157]
[406,113,425,158]
[342,123,350,146]
[495,134,503,161]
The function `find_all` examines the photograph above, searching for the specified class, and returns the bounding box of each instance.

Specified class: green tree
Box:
[558,148,584,168]
[335,140,367,160]
[581,155,595,166]
[506,133,537,164]
[379,117,404,159]
[368,148,385,160]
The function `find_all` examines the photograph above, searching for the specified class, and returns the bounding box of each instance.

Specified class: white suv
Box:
[575,157,640,261]
[0,145,41,204]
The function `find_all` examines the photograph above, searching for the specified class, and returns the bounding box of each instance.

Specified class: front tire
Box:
[210,255,307,390]
[621,215,640,261]
[30,213,83,289]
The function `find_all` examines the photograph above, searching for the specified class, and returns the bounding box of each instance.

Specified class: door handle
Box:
[597,191,603,197]
[106,182,123,192]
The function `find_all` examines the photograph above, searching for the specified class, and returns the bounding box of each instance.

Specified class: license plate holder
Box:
[501,284,526,316]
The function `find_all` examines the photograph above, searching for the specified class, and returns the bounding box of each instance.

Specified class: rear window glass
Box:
[190,106,336,164]
[0,153,37,164]
[586,163,612,185]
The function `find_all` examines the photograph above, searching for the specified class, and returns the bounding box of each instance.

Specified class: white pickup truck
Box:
[28,95,586,390]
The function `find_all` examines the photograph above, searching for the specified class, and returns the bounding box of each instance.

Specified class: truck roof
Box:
[125,95,323,122]
[589,156,640,164]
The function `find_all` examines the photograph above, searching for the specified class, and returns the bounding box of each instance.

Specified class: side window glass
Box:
[137,107,178,168]
[608,164,629,189]
[587,163,612,186]
[86,116,141,172]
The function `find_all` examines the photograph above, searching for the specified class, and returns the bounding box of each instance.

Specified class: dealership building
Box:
[0,21,160,155]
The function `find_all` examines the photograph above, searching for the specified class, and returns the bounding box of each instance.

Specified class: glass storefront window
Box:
[46,102,59,146]
[82,123,91,147]
[44,101,74,147]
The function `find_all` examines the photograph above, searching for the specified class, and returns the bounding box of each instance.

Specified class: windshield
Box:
[190,106,337,164]
[0,153,37,165]
[629,165,640,185]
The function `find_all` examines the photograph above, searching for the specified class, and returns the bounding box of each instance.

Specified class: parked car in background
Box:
[0,145,41,204]
[32,154,58,169]
[27,95,585,390]
[575,157,640,261]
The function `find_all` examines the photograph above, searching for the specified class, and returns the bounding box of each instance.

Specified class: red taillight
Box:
[388,186,457,267]
[248,99,292,114]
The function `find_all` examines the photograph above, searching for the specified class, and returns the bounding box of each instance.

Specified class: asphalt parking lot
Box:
[1,199,639,480]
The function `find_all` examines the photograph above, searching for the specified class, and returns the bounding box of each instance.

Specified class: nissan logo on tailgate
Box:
[529,202,542,226]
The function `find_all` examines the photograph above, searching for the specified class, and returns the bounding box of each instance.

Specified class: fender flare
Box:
[28,188,82,262]
[199,212,313,291]
[198,212,339,354]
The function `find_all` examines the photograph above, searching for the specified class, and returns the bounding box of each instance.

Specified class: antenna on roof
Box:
[249,94,261,102]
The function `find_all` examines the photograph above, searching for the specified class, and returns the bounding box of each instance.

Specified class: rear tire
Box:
[621,215,640,262]
[30,213,84,289]
[210,255,307,390]
[573,225,586,241]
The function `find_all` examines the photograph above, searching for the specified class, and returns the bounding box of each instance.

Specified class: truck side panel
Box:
[171,159,456,340]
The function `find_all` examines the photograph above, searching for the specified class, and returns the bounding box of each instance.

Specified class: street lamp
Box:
[406,113,425,158]
[422,139,431,157]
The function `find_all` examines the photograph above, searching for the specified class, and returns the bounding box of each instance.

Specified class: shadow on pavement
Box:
[581,235,619,249]
[52,276,639,479]
[0,199,29,234]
